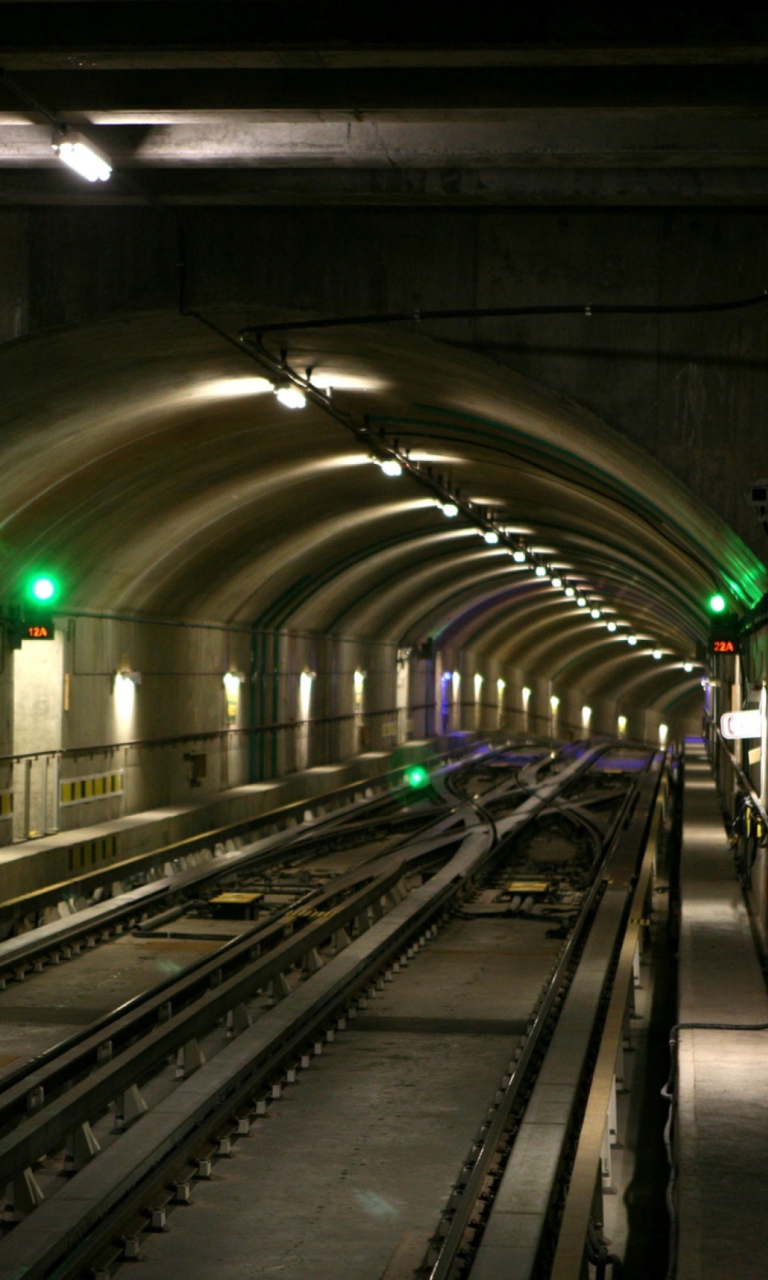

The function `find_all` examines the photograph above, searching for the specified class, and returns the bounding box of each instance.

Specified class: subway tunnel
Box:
[1,304,760,818]
[1,11,768,1280]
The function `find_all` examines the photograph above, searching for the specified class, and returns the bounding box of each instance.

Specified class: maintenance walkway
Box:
[675,742,768,1279]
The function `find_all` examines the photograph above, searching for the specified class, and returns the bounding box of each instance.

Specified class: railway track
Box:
[0,738,665,1280]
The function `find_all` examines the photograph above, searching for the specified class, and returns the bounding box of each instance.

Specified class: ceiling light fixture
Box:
[576,596,587,607]
[512,548,527,563]
[565,586,575,598]
[380,458,403,477]
[590,607,601,619]
[551,576,562,588]
[606,621,617,632]
[52,130,112,183]
[534,565,547,578]
[652,649,662,660]
[627,634,638,646]
[483,530,499,545]
[441,502,459,517]
[275,385,307,409]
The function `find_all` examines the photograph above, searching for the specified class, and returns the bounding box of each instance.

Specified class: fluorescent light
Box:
[275,386,307,409]
[483,530,499,544]
[441,502,459,517]
[380,458,403,477]
[53,131,112,183]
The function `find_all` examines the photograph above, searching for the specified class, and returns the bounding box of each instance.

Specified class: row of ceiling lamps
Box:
[254,337,708,677]
[369,454,698,672]
[271,375,699,672]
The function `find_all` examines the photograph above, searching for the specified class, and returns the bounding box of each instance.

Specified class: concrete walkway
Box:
[676,744,768,1279]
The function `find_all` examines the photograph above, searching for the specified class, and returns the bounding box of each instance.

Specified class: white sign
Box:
[720,709,762,740]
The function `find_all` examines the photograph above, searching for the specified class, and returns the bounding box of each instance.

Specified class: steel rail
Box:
[0,828,498,1280]
[0,741,534,1125]
[0,745,534,1157]
[468,753,664,1280]
[0,746,445,926]
[0,808,485,1159]
[425,748,663,1280]
[549,787,664,1279]
[0,861,413,1186]
[0,734,540,974]
[0,743,608,1269]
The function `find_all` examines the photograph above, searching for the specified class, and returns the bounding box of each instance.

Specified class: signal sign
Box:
[24,618,54,640]
[712,638,737,654]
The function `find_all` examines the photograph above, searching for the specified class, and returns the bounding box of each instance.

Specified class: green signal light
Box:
[26,574,59,604]
[708,593,726,614]
[404,764,429,789]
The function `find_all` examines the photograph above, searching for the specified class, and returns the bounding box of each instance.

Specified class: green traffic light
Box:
[27,574,59,604]
[404,764,429,789]
[708,593,726,614]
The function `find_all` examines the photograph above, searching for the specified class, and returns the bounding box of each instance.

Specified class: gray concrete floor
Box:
[131,913,562,1280]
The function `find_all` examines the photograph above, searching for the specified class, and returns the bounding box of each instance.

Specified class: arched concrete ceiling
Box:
[1,307,764,719]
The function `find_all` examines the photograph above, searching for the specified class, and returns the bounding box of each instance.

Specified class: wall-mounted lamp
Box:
[114,667,141,688]
[223,671,245,693]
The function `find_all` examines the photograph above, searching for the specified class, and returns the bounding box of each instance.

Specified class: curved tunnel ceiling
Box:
[1,307,764,721]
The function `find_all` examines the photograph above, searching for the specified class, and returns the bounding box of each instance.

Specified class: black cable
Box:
[242,290,768,340]
[0,70,59,128]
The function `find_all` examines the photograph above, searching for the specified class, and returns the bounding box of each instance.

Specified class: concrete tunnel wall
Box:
[1,607,659,846]
[0,300,726,846]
